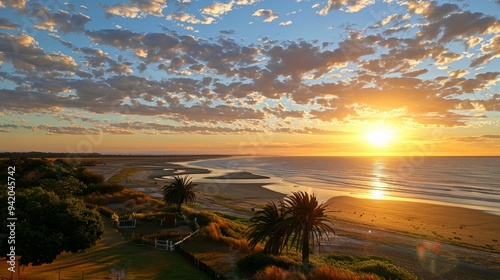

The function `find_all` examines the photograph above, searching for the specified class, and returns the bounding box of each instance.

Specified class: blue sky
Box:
[0,0,499,155]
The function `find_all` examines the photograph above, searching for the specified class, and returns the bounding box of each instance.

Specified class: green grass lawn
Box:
[9,219,212,280]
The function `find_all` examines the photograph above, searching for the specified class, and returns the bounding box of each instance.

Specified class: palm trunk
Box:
[302,228,310,270]
[177,195,183,214]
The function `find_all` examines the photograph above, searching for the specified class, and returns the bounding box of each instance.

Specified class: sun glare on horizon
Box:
[365,128,395,148]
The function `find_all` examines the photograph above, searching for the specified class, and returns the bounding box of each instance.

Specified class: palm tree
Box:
[281,191,335,269]
[247,201,286,255]
[247,191,335,270]
[163,175,197,214]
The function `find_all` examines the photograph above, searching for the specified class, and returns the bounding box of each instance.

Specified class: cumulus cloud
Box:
[0,33,78,73]
[1,0,27,11]
[380,14,398,26]
[448,69,468,78]
[34,10,90,33]
[106,0,167,18]
[460,72,500,93]
[0,0,499,136]
[166,13,215,24]
[234,0,258,5]
[435,52,462,65]
[319,0,375,15]
[86,29,261,76]
[202,2,234,17]
[219,29,235,34]
[0,18,20,30]
[419,10,500,44]
[402,69,428,77]
[405,1,459,21]
[252,9,279,22]
[466,36,483,48]
[470,35,500,67]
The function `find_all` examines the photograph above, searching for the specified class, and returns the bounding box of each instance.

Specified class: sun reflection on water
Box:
[369,159,388,200]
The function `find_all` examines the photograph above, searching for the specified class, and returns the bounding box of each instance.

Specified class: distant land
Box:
[0,152,231,159]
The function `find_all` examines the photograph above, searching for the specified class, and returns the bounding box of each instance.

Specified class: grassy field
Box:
[5,219,212,280]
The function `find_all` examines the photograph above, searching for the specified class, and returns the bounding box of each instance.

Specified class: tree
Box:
[281,191,335,269]
[40,177,87,199]
[247,191,335,270]
[247,201,286,255]
[163,175,198,214]
[0,187,104,266]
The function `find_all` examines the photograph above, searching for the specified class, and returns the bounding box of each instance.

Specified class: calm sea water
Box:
[189,156,500,215]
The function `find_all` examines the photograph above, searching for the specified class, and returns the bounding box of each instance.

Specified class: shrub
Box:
[325,255,357,263]
[325,255,417,280]
[188,211,214,227]
[75,168,105,186]
[354,260,417,280]
[96,184,125,195]
[214,212,251,226]
[134,212,168,222]
[229,239,259,255]
[84,188,152,206]
[237,254,293,273]
[96,206,116,219]
[253,266,307,280]
[85,203,116,219]
[307,265,381,280]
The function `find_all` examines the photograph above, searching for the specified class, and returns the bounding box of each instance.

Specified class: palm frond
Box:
[162,175,198,212]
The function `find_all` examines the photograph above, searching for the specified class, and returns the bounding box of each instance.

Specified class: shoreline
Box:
[164,158,500,253]
[185,156,500,217]
[85,156,500,278]
[89,156,500,253]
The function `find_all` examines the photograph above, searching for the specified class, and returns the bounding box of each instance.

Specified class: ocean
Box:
[187,156,500,215]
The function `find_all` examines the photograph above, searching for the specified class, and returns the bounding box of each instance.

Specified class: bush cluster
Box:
[254,265,383,280]
[325,254,418,280]
[236,254,294,272]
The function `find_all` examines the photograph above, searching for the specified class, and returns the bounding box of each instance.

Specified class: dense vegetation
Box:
[0,158,104,266]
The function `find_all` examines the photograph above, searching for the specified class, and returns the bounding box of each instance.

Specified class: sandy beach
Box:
[326,196,500,253]
[85,156,500,279]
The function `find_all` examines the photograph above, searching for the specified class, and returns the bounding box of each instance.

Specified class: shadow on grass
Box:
[11,218,212,280]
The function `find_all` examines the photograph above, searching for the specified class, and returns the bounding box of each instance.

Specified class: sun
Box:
[365,128,395,147]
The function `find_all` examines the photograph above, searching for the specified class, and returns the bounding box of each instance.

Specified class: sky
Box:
[0,0,499,156]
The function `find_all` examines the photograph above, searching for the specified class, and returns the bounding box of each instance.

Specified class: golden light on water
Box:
[369,159,387,200]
